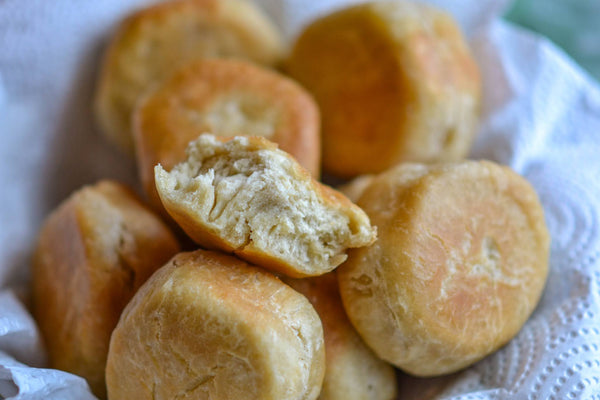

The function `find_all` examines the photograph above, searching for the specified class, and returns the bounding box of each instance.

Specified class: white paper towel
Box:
[1,0,600,398]
[0,351,96,400]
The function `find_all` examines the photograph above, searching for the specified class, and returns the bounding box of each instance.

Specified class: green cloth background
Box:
[505,0,600,81]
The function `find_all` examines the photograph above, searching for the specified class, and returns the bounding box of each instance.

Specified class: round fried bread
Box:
[338,161,550,376]
[32,180,180,398]
[288,1,480,177]
[106,249,325,400]
[95,0,283,154]
[286,273,397,400]
[154,134,376,278]
[134,59,320,210]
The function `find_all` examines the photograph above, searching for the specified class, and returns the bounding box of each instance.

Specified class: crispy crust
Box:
[285,273,397,400]
[337,161,550,376]
[134,59,320,212]
[105,250,325,400]
[94,0,284,155]
[31,180,180,398]
[287,1,481,177]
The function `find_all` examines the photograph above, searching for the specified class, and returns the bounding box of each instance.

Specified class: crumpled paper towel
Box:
[0,351,96,400]
[1,0,599,399]
[0,291,45,369]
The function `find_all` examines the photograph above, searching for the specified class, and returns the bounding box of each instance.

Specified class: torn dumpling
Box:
[155,134,376,277]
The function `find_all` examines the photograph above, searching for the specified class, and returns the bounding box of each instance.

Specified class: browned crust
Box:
[337,161,550,376]
[287,2,481,178]
[31,180,180,398]
[94,0,284,155]
[134,59,320,212]
[156,135,375,278]
[285,274,398,399]
[105,249,325,400]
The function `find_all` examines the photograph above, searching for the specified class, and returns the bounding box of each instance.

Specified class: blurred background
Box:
[505,0,600,82]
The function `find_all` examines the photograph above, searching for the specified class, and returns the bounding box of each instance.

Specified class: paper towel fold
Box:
[1,0,599,398]
[0,291,46,369]
[0,352,97,400]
